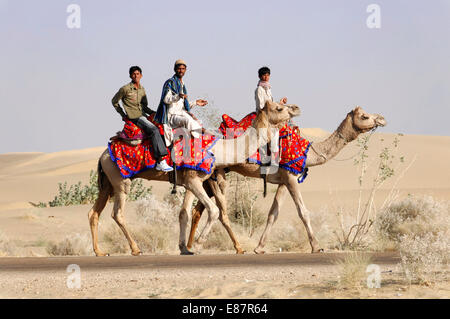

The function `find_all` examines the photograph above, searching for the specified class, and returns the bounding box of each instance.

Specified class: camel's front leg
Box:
[285,178,322,253]
[254,184,287,254]
[179,190,195,255]
[187,199,205,251]
[111,180,141,256]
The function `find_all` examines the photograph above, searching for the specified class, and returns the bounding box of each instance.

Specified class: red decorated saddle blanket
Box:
[108,114,218,178]
[219,113,311,183]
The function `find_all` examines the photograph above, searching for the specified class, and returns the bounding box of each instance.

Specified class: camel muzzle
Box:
[375,115,387,127]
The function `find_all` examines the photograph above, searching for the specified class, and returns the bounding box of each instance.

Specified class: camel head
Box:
[253,100,300,130]
[349,106,386,133]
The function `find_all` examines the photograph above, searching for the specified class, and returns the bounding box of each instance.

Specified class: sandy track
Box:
[0,252,399,272]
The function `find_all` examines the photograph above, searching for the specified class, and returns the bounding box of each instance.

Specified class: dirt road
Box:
[0,252,399,272]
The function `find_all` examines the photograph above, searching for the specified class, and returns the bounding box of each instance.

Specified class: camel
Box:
[182,106,386,254]
[88,100,300,256]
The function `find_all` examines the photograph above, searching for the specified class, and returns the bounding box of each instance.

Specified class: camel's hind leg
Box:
[111,179,141,256]
[88,161,113,257]
[88,187,111,256]
[254,184,287,254]
[185,177,220,250]
[285,177,322,253]
[179,190,195,255]
[208,173,244,254]
[187,176,244,254]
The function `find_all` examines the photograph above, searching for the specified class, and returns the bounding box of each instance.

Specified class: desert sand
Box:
[0,129,449,298]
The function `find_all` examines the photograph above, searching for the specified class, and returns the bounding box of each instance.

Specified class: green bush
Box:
[37,170,152,207]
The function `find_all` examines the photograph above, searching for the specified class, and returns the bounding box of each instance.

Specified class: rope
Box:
[332,127,378,162]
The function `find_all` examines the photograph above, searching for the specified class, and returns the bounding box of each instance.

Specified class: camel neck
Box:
[306,113,358,167]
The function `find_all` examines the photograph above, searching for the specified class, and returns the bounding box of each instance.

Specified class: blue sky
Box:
[0,0,449,152]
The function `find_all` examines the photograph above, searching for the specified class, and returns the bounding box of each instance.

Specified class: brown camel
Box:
[183,106,386,254]
[87,101,300,256]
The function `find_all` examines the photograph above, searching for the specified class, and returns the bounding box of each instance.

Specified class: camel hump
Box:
[219,112,257,138]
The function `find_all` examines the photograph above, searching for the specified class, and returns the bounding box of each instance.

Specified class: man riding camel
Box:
[254,66,289,171]
[255,66,288,111]
[155,59,208,146]
[111,66,173,172]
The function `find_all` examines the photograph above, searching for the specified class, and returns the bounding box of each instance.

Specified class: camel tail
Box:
[97,159,113,198]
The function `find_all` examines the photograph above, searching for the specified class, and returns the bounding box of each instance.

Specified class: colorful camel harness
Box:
[108,112,311,195]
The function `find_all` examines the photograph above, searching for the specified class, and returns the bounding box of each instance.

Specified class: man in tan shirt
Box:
[112,66,173,172]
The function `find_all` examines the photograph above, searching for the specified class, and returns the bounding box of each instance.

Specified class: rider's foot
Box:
[156,160,173,172]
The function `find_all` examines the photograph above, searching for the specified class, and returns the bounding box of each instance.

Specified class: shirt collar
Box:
[129,82,142,89]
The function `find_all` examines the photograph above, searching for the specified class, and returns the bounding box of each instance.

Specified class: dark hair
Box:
[129,66,142,76]
[258,66,271,78]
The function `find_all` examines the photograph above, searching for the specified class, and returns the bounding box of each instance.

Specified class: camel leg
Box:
[254,184,287,254]
[111,179,141,256]
[186,178,220,250]
[88,185,111,257]
[187,200,205,250]
[209,174,244,254]
[179,190,195,255]
[285,178,322,253]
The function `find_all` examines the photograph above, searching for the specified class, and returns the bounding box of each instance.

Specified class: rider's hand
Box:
[280,97,288,104]
[196,99,208,107]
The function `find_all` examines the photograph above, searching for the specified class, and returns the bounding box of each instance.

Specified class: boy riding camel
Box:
[111,66,173,172]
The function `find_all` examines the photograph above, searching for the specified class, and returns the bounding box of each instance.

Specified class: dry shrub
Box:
[101,194,180,255]
[102,226,130,254]
[335,252,373,289]
[202,223,235,251]
[376,195,450,283]
[264,207,333,253]
[268,222,304,252]
[102,222,178,255]
[376,195,449,242]
[0,231,16,256]
[399,232,449,284]
[135,194,179,225]
[47,233,92,256]
[227,173,266,236]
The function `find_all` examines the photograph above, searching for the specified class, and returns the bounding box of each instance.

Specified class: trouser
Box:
[131,116,168,159]
[169,113,202,138]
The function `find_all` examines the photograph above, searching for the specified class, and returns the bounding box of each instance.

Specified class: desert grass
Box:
[0,231,17,257]
[375,195,450,284]
[46,232,92,256]
[101,193,180,255]
[334,252,373,290]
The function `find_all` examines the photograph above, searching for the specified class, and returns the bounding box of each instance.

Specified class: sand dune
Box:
[0,131,448,211]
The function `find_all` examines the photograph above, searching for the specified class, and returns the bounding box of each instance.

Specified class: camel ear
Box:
[354,105,362,112]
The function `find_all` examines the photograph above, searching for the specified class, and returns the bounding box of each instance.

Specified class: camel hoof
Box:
[95,252,110,257]
[236,250,245,254]
[180,250,194,256]
[254,248,265,255]
[312,248,325,253]
[131,251,143,256]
